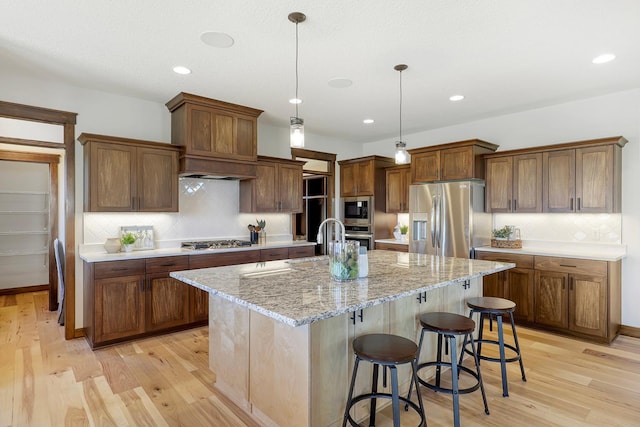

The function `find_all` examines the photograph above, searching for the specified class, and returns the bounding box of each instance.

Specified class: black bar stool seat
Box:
[343,333,426,427]
[408,312,489,427]
[464,297,527,397]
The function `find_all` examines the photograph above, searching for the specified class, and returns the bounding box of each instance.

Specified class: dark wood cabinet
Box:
[190,287,209,323]
[189,250,261,270]
[485,153,542,213]
[534,270,569,329]
[260,247,289,261]
[385,165,411,213]
[375,242,409,252]
[79,134,179,212]
[288,245,316,259]
[165,92,263,179]
[145,257,191,332]
[240,156,304,213]
[409,139,498,183]
[475,252,534,322]
[340,159,375,197]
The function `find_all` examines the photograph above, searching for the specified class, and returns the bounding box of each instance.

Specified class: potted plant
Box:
[399,224,409,240]
[121,232,137,252]
[492,226,512,240]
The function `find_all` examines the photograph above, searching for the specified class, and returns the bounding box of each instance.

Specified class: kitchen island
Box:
[170,250,513,427]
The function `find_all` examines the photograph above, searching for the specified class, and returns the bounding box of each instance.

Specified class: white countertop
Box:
[375,238,409,245]
[474,240,626,261]
[79,240,316,263]
[170,250,514,327]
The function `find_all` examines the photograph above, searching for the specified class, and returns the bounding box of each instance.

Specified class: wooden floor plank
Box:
[2,290,640,426]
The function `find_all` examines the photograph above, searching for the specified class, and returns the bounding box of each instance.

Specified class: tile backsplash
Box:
[83,178,292,248]
[493,213,622,244]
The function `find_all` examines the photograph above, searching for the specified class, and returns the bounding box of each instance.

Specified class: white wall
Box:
[364,89,640,327]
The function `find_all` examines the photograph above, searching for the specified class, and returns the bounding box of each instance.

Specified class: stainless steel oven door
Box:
[344,233,374,251]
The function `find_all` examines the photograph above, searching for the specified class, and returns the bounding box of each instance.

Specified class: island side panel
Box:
[209,294,250,412]
[249,311,311,427]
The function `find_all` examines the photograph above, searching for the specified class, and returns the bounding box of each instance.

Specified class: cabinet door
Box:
[145,273,191,331]
[575,145,613,213]
[188,106,217,156]
[411,150,440,183]
[278,162,303,212]
[543,149,576,212]
[94,274,145,343]
[340,163,357,197]
[235,116,257,159]
[534,270,568,328]
[485,157,513,213]
[482,271,505,298]
[385,168,404,213]
[137,147,179,212]
[87,142,136,211]
[569,273,607,337]
[355,161,375,196]
[441,146,473,181]
[254,161,278,211]
[190,287,209,323]
[506,268,535,322]
[513,153,542,213]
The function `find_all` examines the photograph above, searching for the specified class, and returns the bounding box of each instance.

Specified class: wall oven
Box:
[342,196,373,226]
[344,224,374,250]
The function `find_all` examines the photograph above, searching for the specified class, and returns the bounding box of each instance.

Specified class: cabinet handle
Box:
[507,199,511,211]
[570,198,574,210]
[349,309,364,325]
[577,197,581,211]
[416,291,427,304]
[160,263,176,267]
[462,280,471,290]
[513,199,517,211]
[559,264,577,268]
[112,267,129,271]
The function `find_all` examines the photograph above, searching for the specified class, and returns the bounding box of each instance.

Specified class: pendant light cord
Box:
[295,21,299,118]
[399,68,403,142]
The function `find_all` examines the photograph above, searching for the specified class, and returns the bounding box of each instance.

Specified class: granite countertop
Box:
[170,250,513,327]
[374,238,409,245]
[79,240,316,263]
[474,240,626,261]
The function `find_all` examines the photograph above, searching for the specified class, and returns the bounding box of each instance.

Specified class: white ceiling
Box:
[2,1,640,143]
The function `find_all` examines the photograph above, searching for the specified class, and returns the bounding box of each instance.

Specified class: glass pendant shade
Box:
[290,116,305,148]
[395,140,409,164]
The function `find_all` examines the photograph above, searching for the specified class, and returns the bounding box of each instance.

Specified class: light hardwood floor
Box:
[1,291,639,426]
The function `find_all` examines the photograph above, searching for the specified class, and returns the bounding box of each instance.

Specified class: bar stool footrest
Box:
[464,338,522,364]
[344,392,425,427]
[416,361,482,395]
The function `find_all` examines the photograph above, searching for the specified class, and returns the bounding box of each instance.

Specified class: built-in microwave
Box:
[342,196,373,226]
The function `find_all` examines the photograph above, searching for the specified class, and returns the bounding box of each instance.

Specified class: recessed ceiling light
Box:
[289,98,303,104]
[592,53,616,64]
[363,119,374,124]
[449,94,465,102]
[201,31,235,48]
[328,78,353,88]
[173,66,192,75]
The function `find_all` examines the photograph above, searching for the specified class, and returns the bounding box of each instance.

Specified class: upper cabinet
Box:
[485,153,543,213]
[339,156,395,197]
[240,156,304,213]
[385,165,411,213]
[485,136,626,214]
[165,92,263,179]
[79,133,179,212]
[408,139,499,183]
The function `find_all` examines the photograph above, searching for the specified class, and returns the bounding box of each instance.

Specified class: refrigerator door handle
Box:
[430,195,437,248]
[435,194,441,249]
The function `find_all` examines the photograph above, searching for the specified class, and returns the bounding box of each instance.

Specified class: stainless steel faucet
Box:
[316,217,346,244]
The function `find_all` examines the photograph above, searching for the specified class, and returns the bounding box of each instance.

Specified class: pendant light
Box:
[394,64,409,164]
[289,12,306,148]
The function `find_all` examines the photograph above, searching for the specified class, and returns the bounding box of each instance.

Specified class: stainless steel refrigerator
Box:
[409,181,491,258]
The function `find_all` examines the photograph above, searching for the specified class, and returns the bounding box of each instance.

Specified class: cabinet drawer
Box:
[288,245,315,259]
[475,251,534,269]
[189,250,261,269]
[261,247,290,261]
[534,256,607,276]
[94,259,145,279]
[376,242,409,252]
[145,256,189,274]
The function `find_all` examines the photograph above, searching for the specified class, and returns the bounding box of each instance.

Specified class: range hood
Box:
[178,154,256,180]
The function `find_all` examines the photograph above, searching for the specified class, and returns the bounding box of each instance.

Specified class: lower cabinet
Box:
[145,256,191,332]
[476,251,620,342]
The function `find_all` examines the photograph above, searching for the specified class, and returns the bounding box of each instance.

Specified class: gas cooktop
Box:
[181,240,253,250]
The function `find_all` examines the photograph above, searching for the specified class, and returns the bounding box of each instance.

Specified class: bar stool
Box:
[464,297,526,397]
[343,333,427,427]
[408,312,489,427]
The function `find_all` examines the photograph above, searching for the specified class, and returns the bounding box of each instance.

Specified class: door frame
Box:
[0,100,78,340]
